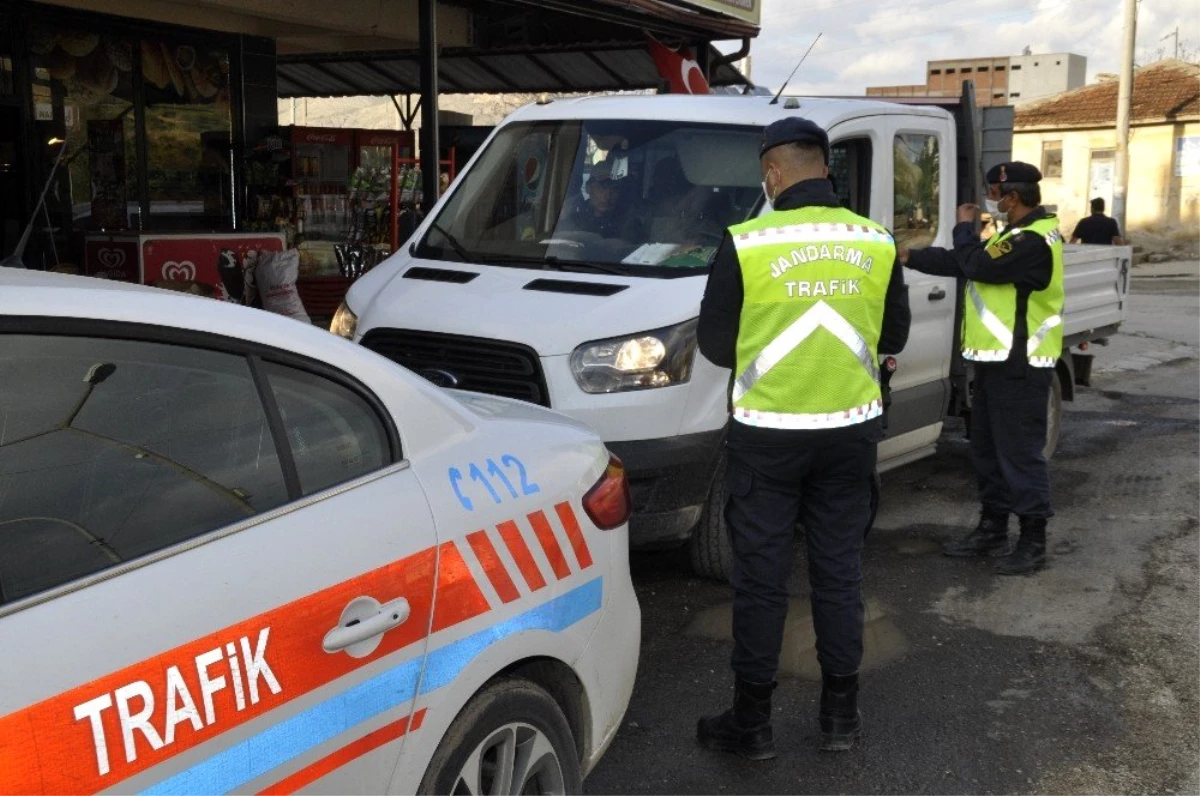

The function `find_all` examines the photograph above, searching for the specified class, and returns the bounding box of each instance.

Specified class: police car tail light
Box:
[583,453,632,530]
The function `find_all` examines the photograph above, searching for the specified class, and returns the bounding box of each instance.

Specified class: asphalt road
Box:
[587,261,1200,795]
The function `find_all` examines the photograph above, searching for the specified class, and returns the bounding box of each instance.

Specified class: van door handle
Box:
[928,287,947,301]
[323,596,411,657]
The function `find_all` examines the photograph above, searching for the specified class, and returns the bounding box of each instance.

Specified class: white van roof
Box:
[502,94,954,129]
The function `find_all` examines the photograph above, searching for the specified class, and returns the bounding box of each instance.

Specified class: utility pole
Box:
[1113,0,1137,233]
[1162,26,1179,60]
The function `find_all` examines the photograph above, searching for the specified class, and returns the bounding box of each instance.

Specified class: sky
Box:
[727,0,1200,95]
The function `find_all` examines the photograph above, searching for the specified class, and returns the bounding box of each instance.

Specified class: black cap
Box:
[986,161,1042,185]
[760,117,830,164]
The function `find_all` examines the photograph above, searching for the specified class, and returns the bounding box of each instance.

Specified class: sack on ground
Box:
[256,249,310,323]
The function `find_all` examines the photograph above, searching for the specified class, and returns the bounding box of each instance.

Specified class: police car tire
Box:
[418,678,583,795]
[1043,369,1063,459]
[688,454,735,583]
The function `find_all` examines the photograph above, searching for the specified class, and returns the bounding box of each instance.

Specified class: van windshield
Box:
[416,119,764,277]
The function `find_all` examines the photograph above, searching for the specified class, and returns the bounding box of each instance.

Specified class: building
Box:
[1012,59,1199,234]
[0,0,758,273]
[867,53,1086,108]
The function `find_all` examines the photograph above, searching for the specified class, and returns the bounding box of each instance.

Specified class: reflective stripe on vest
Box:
[732,300,880,402]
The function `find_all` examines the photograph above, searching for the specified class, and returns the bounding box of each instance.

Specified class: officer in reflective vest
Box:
[900,161,1064,576]
[697,117,910,757]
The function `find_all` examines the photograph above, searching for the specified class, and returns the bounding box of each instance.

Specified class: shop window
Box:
[829,137,873,216]
[27,25,139,241]
[1042,141,1063,179]
[0,333,289,604]
[24,23,234,268]
[892,133,940,249]
[143,38,233,231]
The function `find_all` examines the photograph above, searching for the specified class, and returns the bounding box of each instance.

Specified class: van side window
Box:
[262,362,391,495]
[0,335,289,604]
[829,138,872,216]
[893,133,941,249]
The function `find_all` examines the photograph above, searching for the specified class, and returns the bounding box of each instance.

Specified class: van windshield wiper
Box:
[427,220,476,264]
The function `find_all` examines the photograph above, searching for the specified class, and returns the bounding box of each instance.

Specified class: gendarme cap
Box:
[760,117,830,164]
[986,161,1042,184]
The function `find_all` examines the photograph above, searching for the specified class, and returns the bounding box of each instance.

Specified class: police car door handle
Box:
[928,286,947,301]
[323,597,411,654]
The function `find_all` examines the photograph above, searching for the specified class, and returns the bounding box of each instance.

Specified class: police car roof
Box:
[504,93,954,129]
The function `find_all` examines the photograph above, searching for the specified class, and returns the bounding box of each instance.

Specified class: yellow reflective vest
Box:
[729,206,896,429]
[962,216,1065,368]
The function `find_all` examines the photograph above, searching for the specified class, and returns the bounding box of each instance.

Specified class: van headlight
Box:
[570,319,698,393]
[329,301,358,340]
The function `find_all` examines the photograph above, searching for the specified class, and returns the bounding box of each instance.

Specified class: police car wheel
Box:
[1044,369,1063,459]
[688,454,735,583]
[419,678,582,795]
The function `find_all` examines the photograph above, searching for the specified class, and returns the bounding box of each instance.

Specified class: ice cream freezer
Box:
[84,232,285,297]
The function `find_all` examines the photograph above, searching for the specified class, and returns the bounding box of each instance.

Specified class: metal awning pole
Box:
[419,0,440,213]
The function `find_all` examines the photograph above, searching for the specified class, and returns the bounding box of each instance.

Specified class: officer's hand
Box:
[957,203,980,224]
[897,244,910,264]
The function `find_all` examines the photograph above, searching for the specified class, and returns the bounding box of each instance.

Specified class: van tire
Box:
[1044,368,1063,459]
[689,453,734,583]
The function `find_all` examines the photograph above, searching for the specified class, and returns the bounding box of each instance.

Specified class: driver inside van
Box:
[560,160,644,241]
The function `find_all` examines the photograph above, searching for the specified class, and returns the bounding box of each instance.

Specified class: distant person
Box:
[1071,198,1127,245]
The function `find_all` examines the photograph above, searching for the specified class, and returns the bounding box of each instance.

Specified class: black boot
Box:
[697,677,777,760]
[998,516,1047,575]
[819,672,862,751]
[943,510,1010,557]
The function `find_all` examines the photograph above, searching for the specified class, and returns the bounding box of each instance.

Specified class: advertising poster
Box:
[88,118,128,229]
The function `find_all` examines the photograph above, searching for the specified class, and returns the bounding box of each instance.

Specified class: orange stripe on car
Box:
[555,502,594,570]
[465,531,521,604]
[496,520,547,591]
[527,511,571,580]
[431,542,492,633]
[257,709,427,796]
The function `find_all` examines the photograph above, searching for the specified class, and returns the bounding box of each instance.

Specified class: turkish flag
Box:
[646,35,710,95]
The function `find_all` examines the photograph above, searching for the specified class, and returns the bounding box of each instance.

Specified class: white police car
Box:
[0,269,639,794]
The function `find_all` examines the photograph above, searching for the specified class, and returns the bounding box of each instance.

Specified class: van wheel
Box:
[1044,369,1063,459]
[688,453,734,583]
[419,679,581,795]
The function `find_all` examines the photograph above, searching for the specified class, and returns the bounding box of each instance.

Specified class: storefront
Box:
[1,1,283,281]
[3,0,757,313]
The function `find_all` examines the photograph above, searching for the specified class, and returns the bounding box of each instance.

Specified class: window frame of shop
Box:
[7,2,257,267]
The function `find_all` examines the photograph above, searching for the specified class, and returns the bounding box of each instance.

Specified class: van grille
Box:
[360,329,550,407]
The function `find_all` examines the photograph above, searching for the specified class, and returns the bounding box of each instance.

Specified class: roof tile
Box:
[1015,59,1199,129]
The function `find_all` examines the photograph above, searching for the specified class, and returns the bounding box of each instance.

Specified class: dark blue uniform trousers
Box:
[724,426,878,682]
[971,363,1054,519]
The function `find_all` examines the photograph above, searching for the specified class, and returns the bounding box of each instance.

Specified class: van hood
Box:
[350,255,706,355]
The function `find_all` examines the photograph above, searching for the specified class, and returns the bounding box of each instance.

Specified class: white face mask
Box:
[761,181,773,210]
[985,196,1007,220]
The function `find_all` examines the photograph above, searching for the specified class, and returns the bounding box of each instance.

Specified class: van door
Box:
[0,325,437,795]
[881,115,959,439]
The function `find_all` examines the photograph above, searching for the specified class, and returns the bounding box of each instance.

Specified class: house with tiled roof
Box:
[1012,59,1199,234]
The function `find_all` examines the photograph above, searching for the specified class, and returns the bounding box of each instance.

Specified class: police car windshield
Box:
[417,119,763,277]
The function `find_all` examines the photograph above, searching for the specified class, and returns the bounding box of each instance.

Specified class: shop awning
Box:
[277,41,750,97]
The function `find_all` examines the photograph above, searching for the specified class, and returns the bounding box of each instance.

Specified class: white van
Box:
[336,92,1129,579]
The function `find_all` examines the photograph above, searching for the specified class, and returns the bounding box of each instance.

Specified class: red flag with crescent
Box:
[646,35,710,95]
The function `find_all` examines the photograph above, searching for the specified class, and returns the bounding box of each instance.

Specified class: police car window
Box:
[0,335,289,605]
[417,120,763,277]
[892,133,940,248]
[262,363,389,496]
[829,138,872,216]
